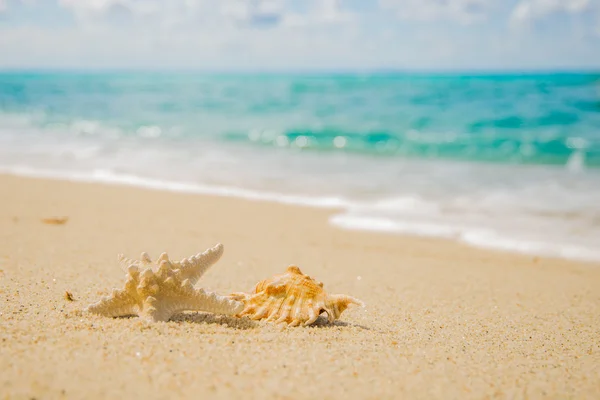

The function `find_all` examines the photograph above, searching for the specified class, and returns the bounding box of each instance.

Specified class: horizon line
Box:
[1,66,600,76]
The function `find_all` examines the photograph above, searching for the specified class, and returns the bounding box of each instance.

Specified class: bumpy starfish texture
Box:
[87,243,243,323]
[230,265,365,326]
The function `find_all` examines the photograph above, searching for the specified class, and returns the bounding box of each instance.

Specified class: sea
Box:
[1,71,599,261]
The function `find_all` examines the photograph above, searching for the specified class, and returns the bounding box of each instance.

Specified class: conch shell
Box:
[230,265,364,326]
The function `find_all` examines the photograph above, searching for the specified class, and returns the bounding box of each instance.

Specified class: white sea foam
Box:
[461,229,600,262]
[329,214,461,238]
[330,213,600,262]
[0,165,353,209]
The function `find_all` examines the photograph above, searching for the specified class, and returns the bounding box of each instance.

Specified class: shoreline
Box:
[1,173,599,399]
[2,168,599,265]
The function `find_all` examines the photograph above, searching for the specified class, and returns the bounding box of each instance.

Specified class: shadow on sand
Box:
[112,312,367,331]
[170,312,257,330]
[310,316,371,331]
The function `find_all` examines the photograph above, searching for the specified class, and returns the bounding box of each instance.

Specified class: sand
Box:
[1,173,599,399]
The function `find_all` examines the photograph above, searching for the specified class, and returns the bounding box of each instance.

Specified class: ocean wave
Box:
[3,71,600,169]
[221,128,600,167]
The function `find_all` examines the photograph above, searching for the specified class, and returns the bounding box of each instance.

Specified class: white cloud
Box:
[221,0,285,26]
[46,0,359,47]
[59,0,200,24]
[1,0,600,69]
[55,0,356,29]
[510,0,600,36]
[313,0,352,22]
[0,0,31,13]
[56,0,286,28]
[380,0,490,24]
[54,0,251,36]
[283,0,354,27]
[0,0,363,69]
[510,0,595,24]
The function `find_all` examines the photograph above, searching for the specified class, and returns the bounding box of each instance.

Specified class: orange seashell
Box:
[230,265,364,326]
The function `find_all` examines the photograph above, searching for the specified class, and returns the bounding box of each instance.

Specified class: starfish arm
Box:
[176,243,224,285]
[160,286,243,318]
[187,287,244,315]
[87,288,139,318]
[135,281,243,322]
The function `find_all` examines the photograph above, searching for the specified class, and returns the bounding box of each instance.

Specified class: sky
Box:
[0,0,599,71]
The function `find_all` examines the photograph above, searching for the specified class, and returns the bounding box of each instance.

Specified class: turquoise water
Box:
[1,72,599,165]
[1,71,599,260]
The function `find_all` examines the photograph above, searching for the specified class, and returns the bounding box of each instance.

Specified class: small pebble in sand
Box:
[41,217,69,225]
[64,291,75,301]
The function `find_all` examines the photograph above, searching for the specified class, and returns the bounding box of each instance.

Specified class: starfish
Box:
[87,243,243,323]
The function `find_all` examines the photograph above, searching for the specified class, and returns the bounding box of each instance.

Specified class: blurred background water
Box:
[1,71,599,261]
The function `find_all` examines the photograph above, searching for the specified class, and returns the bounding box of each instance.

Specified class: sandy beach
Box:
[1,173,599,399]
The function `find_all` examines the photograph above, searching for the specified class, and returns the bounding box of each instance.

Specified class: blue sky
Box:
[0,0,599,70]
